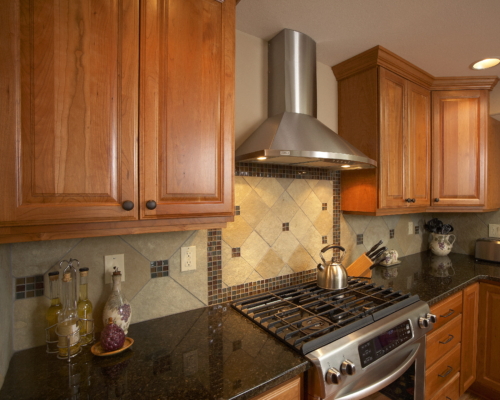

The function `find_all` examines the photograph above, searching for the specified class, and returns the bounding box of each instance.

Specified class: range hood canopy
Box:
[235,29,376,170]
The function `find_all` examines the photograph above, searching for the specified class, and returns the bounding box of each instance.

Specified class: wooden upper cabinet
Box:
[1,0,139,226]
[140,0,234,219]
[430,90,500,211]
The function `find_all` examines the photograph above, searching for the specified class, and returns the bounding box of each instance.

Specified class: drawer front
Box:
[426,314,462,368]
[425,343,461,398]
[429,372,460,400]
[430,292,463,331]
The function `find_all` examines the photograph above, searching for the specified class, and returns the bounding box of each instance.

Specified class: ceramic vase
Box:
[429,233,456,256]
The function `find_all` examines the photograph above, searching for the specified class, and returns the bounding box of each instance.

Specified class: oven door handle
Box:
[334,344,420,400]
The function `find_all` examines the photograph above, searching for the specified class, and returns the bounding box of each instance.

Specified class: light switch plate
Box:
[104,254,125,284]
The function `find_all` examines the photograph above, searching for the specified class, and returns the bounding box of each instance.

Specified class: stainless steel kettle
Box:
[317,245,348,290]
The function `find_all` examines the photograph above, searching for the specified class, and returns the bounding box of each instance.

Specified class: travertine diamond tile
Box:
[222,216,253,248]
[476,209,500,225]
[245,270,264,283]
[11,238,82,277]
[301,225,324,264]
[222,257,254,287]
[272,192,299,223]
[382,215,401,230]
[121,230,192,261]
[221,240,233,265]
[301,191,322,223]
[364,217,390,251]
[243,176,262,188]
[276,178,294,191]
[254,178,284,207]
[241,231,269,267]
[255,249,285,279]
[314,211,334,236]
[305,179,320,189]
[240,190,270,228]
[272,232,299,263]
[395,214,421,255]
[286,179,312,206]
[287,244,316,272]
[278,265,294,276]
[343,214,372,234]
[290,209,313,243]
[235,176,252,204]
[340,215,363,266]
[255,210,282,246]
[312,180,334,203]
[13,296,46,351]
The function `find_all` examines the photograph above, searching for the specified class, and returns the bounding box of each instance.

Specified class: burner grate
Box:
[232,278,420,354]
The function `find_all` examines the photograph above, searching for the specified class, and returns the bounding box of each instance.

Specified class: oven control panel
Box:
[358,320,413,368]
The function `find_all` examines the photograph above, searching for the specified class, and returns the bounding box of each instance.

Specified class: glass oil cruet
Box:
[77,266,94,345]
[56,259,82,359]
[45,271,62,353]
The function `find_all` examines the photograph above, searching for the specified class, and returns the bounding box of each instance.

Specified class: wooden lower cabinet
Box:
[460,283,479,394]
[251,374,302,400]
[470,282,500,399]
[429,372,460,400]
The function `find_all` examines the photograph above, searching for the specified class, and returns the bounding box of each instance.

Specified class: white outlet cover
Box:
[104,254,125,284]
[181,246,196,272]
[489,224,500,238]
[408,221,414,235]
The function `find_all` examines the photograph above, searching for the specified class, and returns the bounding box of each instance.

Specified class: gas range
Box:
[232,278,435,400]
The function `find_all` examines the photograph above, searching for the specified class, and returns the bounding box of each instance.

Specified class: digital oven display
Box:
[358,320,413,368]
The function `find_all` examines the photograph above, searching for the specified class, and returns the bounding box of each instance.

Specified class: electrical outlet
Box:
[408,221,414,235]
[181,246,196,271]
[489,224,500,238]
[104,254,125,284]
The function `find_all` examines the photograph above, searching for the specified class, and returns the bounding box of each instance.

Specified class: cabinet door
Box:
[141,0,234,220]
[461,283,478,394]
[0,0,139,226]
[406,82,430,207]
[474,282,500,398]
[379,68,405,209]
[431,90,487,207]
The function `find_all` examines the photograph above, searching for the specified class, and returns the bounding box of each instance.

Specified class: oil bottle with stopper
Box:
[77,267,94,345]
[103,267,131,335]
[56,259,82,359]
[45,271,62,353]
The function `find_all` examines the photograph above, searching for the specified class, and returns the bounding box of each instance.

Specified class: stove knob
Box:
[326,368,341,385]
[418,317,430,328]
[341,360,356,376]
[426,313,437,324]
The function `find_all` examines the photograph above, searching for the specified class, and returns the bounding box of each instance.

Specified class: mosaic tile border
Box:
[150,260,169,279]
[235,162,336,180]
[207,170,342,305]
[15,275,44,300]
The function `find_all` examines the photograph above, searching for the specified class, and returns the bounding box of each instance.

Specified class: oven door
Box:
[328,336,425,400]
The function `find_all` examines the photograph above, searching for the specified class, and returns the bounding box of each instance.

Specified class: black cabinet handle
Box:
[434,198,440,202]
[439,334,455,345]
[146,200,157,210]
[438,366,453,378]
[122,201,134,211]
[440,309,455,318]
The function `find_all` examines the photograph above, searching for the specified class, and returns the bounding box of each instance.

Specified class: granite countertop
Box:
[370,251,500,306]
[2,252,500,400]
[0,305,309,400]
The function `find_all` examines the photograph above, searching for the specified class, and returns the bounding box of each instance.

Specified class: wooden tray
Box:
[91,337,134,357]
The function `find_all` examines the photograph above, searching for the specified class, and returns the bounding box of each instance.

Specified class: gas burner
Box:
[301,317,327,334]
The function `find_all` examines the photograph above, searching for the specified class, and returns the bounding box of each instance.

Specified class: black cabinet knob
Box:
[434,198,440,202]
[146,200,157,210]
[122,201,134,211]
[412,198,416,203]
[405,198,412,203]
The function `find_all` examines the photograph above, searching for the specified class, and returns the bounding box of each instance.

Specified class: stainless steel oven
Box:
[232,279,435,400]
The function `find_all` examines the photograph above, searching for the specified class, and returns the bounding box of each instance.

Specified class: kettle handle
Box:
[320,245,346,264]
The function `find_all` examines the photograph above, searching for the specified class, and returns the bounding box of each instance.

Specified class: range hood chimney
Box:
[235,29,376,170]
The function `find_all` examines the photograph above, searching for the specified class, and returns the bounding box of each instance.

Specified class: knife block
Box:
[346,254,373,278]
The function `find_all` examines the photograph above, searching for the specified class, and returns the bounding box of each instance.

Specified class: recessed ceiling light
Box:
[256,156,267,160]
[341,165,351,168]
[472,58,500,70]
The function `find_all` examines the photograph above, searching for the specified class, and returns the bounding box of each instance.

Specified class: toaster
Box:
[475,238,500,263]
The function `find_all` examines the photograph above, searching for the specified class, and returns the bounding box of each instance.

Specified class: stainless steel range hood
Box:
[235,29,376,170]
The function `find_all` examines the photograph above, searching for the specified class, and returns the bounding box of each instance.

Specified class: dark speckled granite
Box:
[370,251,500,306]
[0,305,309,400]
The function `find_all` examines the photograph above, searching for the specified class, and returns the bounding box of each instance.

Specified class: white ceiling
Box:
[236,0,500,78]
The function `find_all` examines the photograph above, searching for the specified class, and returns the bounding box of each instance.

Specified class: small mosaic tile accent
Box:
[235,206,240,216]
[415,226,420,234]
[150,260,169,279]
[356,234,363,245]
[390,229,395,239]
[322,203,328,211]
[207,229,222,300]
[231,248,241,258]
[15,275,44,300]
[282,222,289,231]
[322,236,328,244]
[332,172,341,246]
[235,162,336,180]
